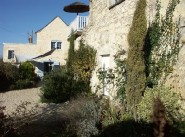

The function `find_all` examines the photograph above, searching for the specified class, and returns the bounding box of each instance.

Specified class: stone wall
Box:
[81,0,185,97]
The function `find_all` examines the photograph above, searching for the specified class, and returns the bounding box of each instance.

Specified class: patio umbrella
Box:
[63,1,89,15]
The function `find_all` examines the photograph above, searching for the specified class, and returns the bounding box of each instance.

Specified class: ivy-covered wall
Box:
[81,0,185,98]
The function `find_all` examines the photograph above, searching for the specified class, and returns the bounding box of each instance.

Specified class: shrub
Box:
[64,96,101,137]
[19,61,38,81]
[12,79,36,90]
[137,86,185,124]
[0,59,39,91]
[41,69,72,103]
[0,59,19,91]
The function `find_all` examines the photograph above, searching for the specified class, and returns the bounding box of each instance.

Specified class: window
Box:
[51,42,56,49]
[57,42,61,49]
[51,41,62,49]
[8,50,14,59]
[109,0,125,9]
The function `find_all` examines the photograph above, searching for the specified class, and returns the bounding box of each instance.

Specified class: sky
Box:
[0,0,89,58]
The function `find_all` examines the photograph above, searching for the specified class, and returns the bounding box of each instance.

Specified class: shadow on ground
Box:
[12,102,70,137]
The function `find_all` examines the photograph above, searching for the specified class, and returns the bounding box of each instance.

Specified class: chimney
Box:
[28,31,33,43]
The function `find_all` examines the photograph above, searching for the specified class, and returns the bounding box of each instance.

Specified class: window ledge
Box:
[109,0,125,10]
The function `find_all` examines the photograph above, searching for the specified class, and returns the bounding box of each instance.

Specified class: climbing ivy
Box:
[145,0,181,87]
[96,49,127,102]
[72,41,97,93]
[73,41,96,81]
[67,30,75,73]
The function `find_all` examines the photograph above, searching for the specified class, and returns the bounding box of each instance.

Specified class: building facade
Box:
[80,0,185,98]
[3,17,70,77]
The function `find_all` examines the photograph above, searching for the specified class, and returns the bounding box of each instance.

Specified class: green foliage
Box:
[126,0,147,118]
[41,69,74,103]
[101,99,128,128]
[72,41,97,93]
[12,80,36,90]
[97,49,127,102]
[41,38,96,103]
[0,59,39,91]
[137,86,185,123]
[63,96,101,137]
[0,59,19,91]
[19,61,36,81]
[73,41,96,82]
[145,0,181,87]
[67,30,75,72]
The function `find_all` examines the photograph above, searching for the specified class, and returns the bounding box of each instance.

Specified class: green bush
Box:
[0,59,39,91]
[19,61,38,81]
[11,80,36,90]
[137,86,185,123]
[0,59,19,91]
[63,96,101,137]
[41,69,75,103]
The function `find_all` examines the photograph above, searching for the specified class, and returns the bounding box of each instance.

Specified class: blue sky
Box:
[0,0,89,58]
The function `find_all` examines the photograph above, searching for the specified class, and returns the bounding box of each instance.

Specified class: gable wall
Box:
[36,17,69,60]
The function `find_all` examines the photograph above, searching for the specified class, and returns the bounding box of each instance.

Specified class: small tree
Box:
[126,0,147,120]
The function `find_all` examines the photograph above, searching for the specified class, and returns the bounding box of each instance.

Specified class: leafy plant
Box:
[96,49,127,102]
[19,61,38,81]
[126,0,147,120]
[64,96,101,137]
[0,59,19,91]
[72,41,97,94]
[41,69,74,103]
[66,30,75,73]
[137,86,185,124]
[145,0,181,87]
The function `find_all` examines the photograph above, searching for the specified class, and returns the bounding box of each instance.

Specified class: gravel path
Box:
[0,88,41,114]
[0,88,68,137]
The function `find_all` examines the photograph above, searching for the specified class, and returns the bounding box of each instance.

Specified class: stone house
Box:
[78,0,185,98]
[3,16,70,77]
[3,14,89,78]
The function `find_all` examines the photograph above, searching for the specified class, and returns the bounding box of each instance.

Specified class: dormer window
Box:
[51,41,62,49]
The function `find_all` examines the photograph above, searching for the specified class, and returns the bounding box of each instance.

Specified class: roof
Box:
[32,49,55,59]
[35,16,69,33]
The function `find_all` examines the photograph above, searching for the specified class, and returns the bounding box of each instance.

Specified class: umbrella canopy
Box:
[63,2,89,15]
